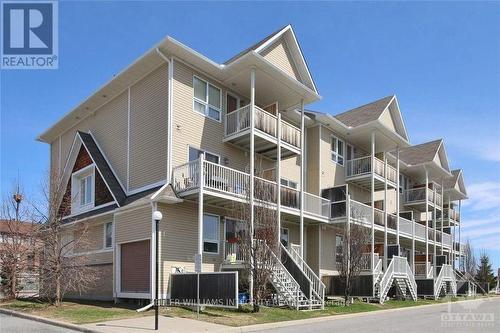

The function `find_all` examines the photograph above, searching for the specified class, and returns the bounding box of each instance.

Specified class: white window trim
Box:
[104,222,113,249]
[203,213,220,254]
[193,75,222,123]
[71,164,96,215]
[187,145,221,164]
[330,135,345,166]
[280,178,298,189]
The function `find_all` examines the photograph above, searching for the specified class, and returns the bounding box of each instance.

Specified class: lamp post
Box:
[153,210,163,331]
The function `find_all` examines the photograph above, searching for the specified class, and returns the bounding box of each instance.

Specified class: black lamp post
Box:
[152,210,163,330]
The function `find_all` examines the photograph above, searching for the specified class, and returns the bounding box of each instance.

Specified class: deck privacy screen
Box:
[170,272,238,308]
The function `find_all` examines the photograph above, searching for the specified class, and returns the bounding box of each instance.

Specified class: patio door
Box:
[226,94,239,113]
[225,218,246,262]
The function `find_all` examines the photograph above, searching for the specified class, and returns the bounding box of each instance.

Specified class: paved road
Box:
[255,298,500,333]
[0,313,79,333]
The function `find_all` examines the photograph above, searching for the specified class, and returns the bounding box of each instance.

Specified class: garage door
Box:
[121,240,150,293]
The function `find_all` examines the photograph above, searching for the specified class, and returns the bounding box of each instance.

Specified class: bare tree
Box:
[460,238,477,276]
[337,198,371,305]
[0,185,40,299]
[233,174,279,313]
[34,171,97,306]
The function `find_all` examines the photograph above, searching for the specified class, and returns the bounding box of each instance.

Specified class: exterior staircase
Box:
[434,264,457,298]
[376,256,417,303]
[260,241,324,310]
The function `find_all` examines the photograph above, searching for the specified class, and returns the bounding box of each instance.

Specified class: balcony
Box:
[345,156,397,191]
[403,187,443,210]
[442,207,460,224]
[224,105,301,159]
[172,159,330,222]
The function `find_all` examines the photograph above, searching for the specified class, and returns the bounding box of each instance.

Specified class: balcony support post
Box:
[425,167,429,277]
[370,131,375,274]
[383,155,388,270]
[300,98,305,257]
[451,197,455,269]
[433,184,437,277]
[441,178,444,256]
[249,67,256,304]
[197,154,204,272]
[412,218,415,273]
[396,147,400,247]
[458,199,462,270]
[277,113,282,246]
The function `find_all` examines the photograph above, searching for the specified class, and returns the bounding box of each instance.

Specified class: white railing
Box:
[225,105,301,149]
[435,192,443,206]
[304,192,331,219]
[415,223,426,239]
[379,256,417,303]
[254,106,277,137]
[415,262,430,276]
[225,104,251,136]
[404,188,426,203]
[361,253,380,271]
[172,160,200,193]
[346,156,397,183]
[224,242,246,263]
[204,160,250,197]
[399,216,413,236]
[288,244,325,308]
[442,233,452,248]
[349,199,372,224]
[281,121,301,148]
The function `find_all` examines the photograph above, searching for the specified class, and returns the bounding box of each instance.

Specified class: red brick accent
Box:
[95,171,113,206]
[72,146,93,172]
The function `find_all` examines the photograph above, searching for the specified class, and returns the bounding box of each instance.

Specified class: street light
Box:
[153,210,163,331]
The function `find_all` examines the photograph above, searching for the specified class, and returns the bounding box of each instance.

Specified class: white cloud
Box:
[463,182,500,211]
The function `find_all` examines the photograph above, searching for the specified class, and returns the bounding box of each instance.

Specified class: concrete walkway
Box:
[82,315,231,333]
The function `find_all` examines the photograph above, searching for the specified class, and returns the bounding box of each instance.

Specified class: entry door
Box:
[226,94,239,113]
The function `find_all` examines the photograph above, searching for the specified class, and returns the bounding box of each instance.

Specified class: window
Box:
[79,174,93,206]
[280,228,289,248]
[203,214,219,253]
[193,76,221,121]
[188,146,220,164]
[280,178,297,189]
[335,235,344,263]
[331,136,344,165]
[105,222,113,248]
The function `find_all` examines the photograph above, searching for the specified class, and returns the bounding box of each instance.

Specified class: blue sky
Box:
[1,1,499,268]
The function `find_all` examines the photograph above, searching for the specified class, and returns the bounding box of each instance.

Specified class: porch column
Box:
[425,167,429,277]
[197,153,204,272]
[300,99,305,257]
[433,184,437,277]
[458,199,462,270]
[277,113,282,245]
[451,198,455,269]
[371,131,375,274]
[411,218,415,272]
[441,179,444,256]
[383,155,388,270]
[249,67,256,303]
[396,147,400,246]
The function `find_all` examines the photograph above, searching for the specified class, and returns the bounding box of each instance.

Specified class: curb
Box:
[0,307,101,333]
[233,297,495,332]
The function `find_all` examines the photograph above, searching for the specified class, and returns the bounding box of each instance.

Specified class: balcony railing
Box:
[224,241,246,263]
[345,156,397,184]
[414,262,431,277]
[443,208,460,222]
[404,188,442,206]
[172,159,329,219]
[225,105,301,148]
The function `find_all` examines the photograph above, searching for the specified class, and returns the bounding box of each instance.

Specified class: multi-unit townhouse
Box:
[38,25,472,307]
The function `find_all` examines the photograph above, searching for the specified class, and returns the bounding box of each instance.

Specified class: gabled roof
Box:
[78,132,127,205]
[397,139,451,172]
[444,169,468,198]
[335,95,394,127]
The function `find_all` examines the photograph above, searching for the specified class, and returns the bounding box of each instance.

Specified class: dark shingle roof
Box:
[334,95,394,127]
[78,132,127,205]
[397,139,442,166]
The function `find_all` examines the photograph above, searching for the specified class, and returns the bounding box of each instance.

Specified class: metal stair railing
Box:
[287,244,325,309]
[258,240,302,309]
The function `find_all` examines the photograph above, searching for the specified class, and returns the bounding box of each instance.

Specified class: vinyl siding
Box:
[379,109,397,132]
[280,156,300,187]
[50,140,59,177]
[320,126,346,190]
[261,38,301,81]
[71,214,114,265]
[129,64,169,191]
[320,225,342,275]
[306,126,320,194]
[306,225,319,274]
[66,264,113,301]
[114,206,151,244]
[171,60,249,172]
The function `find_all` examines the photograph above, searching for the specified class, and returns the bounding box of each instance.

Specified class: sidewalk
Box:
[82,315,232,333]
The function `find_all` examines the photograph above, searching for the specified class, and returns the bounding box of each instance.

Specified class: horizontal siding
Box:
[306,225,319,274]
[306,126,320,195]
[280,156,300,187]
[129,64,169,191]
[261,38,300,81]
[171,60,248,172]
[320,126,346,190]
[115,206,151,244]
[65,264,113,301]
